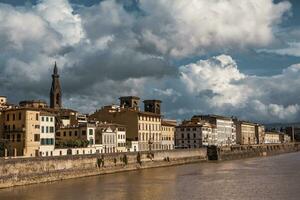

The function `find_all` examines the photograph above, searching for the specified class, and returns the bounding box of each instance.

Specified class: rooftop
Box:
[119,96,140,100]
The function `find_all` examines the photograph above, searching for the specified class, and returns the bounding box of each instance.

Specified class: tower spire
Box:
[53,61,58,75]
[50,62,62,109]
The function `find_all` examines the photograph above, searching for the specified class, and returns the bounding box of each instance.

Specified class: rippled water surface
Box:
[1,152,300,200]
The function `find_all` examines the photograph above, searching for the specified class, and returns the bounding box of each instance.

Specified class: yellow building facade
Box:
[1,108,41,157]
[161,120,176,150]
[235,121,256,145]
[90,96,163,151]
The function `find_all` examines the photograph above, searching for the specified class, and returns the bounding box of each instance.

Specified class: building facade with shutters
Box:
[39,111,55,156]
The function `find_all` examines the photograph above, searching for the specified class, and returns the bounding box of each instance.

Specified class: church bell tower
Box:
[50,62,62,109]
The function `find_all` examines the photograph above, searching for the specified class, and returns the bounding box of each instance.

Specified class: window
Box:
[36,113,39,121]
[41,126,44,133]
[89,129,93,135]
[193,133,196,138]
[46,126,49,133]
[50,117,53,122]
[89,139,94,145]
[41,117,44,122]
[18,113,21,120]
[49,127,54,133]
[34,134,40,142]
[82,130,86,136]
[56,132,61,137]
[46,138,51,145]
[46,117,49,122]
[74,131,78,136]
[17,134,21,142]
[13,114,15,121]
[181,133,184,139]
[41,138,45,145]
[6,114,9,121]
[63,131,66,136]
[69,131,72,136]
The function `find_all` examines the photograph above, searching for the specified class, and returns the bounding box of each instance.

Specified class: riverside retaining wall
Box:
[1,144,300,189]
[208,143,300,161]
[0,148,207,189]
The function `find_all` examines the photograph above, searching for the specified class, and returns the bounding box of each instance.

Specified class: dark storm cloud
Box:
[61,49,174,94]
[0,0,299,123]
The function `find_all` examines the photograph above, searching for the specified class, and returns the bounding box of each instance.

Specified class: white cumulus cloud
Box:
[139,0,291,57]
[178,55,300,122]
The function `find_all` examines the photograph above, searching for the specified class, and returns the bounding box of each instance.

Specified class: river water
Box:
[0,152,300,200]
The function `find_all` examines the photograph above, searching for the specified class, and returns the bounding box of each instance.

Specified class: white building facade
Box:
[96,124,118,153]
[39,112,55,156]
[116,126,127,152]
[191,115,236,146]
[265,132,281,144]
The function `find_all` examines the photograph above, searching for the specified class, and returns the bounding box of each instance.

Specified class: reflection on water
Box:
[1,152,300,200]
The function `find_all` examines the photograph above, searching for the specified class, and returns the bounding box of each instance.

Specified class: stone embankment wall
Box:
[1,144,299,189]
[0,149,207,189]
[208,143,300,161]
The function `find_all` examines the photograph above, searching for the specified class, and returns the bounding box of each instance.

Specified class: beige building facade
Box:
[90,96,163,151]
[1,108,41,157]
[255,124,265,144]
[235,121,257,145]
[161,120,176,150]
[265,132,281,144]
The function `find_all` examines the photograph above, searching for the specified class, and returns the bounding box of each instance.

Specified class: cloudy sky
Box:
[0,0,300,123]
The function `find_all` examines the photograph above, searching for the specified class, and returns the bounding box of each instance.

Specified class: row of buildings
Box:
[0,63,294,158]
[174,115,291,149]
